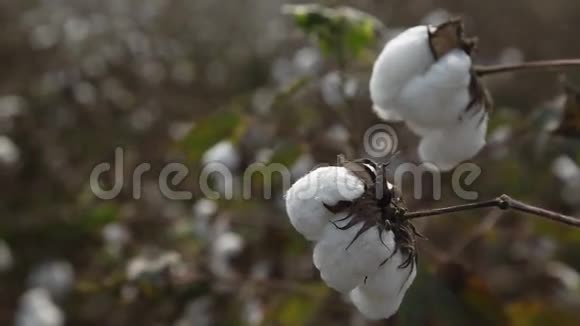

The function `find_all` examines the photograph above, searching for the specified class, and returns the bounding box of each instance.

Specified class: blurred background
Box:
[2,0,580,325]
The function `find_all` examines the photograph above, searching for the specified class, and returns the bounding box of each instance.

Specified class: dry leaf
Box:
[428,18,477,60]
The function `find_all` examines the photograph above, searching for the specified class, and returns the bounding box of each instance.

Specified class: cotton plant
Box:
[285,157,580,319]
[285,158,420,319]
[278,4,580,321]
[370,19,491,171]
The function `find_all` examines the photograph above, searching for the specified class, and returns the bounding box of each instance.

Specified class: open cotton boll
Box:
[201,140,240,171]
[15,288,64,326]
[313,221,395,293]
[285,166,365,241]
[372,105,403,122]
[398,49,472,129]
[350,251,416,319]
[350,287,399,320]
[418,109,488,171]
[370,26,434,117]
[355,250,416,297]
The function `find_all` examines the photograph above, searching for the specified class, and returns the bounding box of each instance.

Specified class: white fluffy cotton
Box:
[0,135,20,166]
[398,50,472,129]
[313,222,395,293]
[350,251,416,320]
[370,26,434,117]
[201,140,240,171]
[418,109,488,171]
[370,24,489,170]
[372,105,403,122]
[15,288,64,326]
[285,166,417,319]
[285,166,365,241]
[370,25,471,128]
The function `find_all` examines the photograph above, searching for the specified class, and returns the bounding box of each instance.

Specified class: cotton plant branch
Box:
[404,194,580,228]
[474,59,580,76]
[325,39,361,158]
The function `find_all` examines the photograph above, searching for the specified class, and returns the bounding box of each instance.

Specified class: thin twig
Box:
[474,59,580,77]
[404,194,580,228]
[331,25,360,157]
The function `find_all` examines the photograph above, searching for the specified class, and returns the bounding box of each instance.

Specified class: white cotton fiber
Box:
[372,105,403,122]
[313,221,395,293]
[370,26,434,117]
[369,24,489,171]
[350,251,417,319]
[350,287,400,320]
[418,109,488,171]
[201,140,240,171]
[15,288,64,326]
[285,166,365,241]
[398,50,472,129]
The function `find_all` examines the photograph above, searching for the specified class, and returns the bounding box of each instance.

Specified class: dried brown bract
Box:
[324,157,421,270]
[428,18,477,59]
[428,18,493,118]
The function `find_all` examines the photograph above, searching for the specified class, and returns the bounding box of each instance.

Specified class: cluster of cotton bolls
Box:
[370,20,490,171]
[285,163,416,319]
[14,260,75,326]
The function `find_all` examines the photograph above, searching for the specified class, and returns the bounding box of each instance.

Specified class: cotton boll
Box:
[28,261,75,298]
[350,287,397,320]
[398,50,472,129]
[552,155,580,182]
[210,231,244,278]
[405,120,436,137]
[370,26,434,117]
[356,251,416,298]
[418,109,488,171]
[202,140,240,171]
[372,105,403,122]
[321,71,357,107]
[0,135,20,166]
[102,223,131,256]
[285,167,365,241]
[126,251,183,281]
[313,222,395,293]
[15,288,64,326]
[174,296,212,326]
[350,251,416,319]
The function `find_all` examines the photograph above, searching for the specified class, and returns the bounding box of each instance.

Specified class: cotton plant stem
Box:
[404,194,580,228]
[335,38,359,158]
[474,59,580,76]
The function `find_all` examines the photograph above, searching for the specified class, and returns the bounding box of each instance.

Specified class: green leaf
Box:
[80,202,119,232]
[283,4,383,59]
[507,300,580,326]
[344,18,376,57]
[265,283,329,326]
[179,110,244,162]
[270,142,304,166]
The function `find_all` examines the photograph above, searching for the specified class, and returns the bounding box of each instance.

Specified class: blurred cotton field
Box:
[2,0,580,325]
